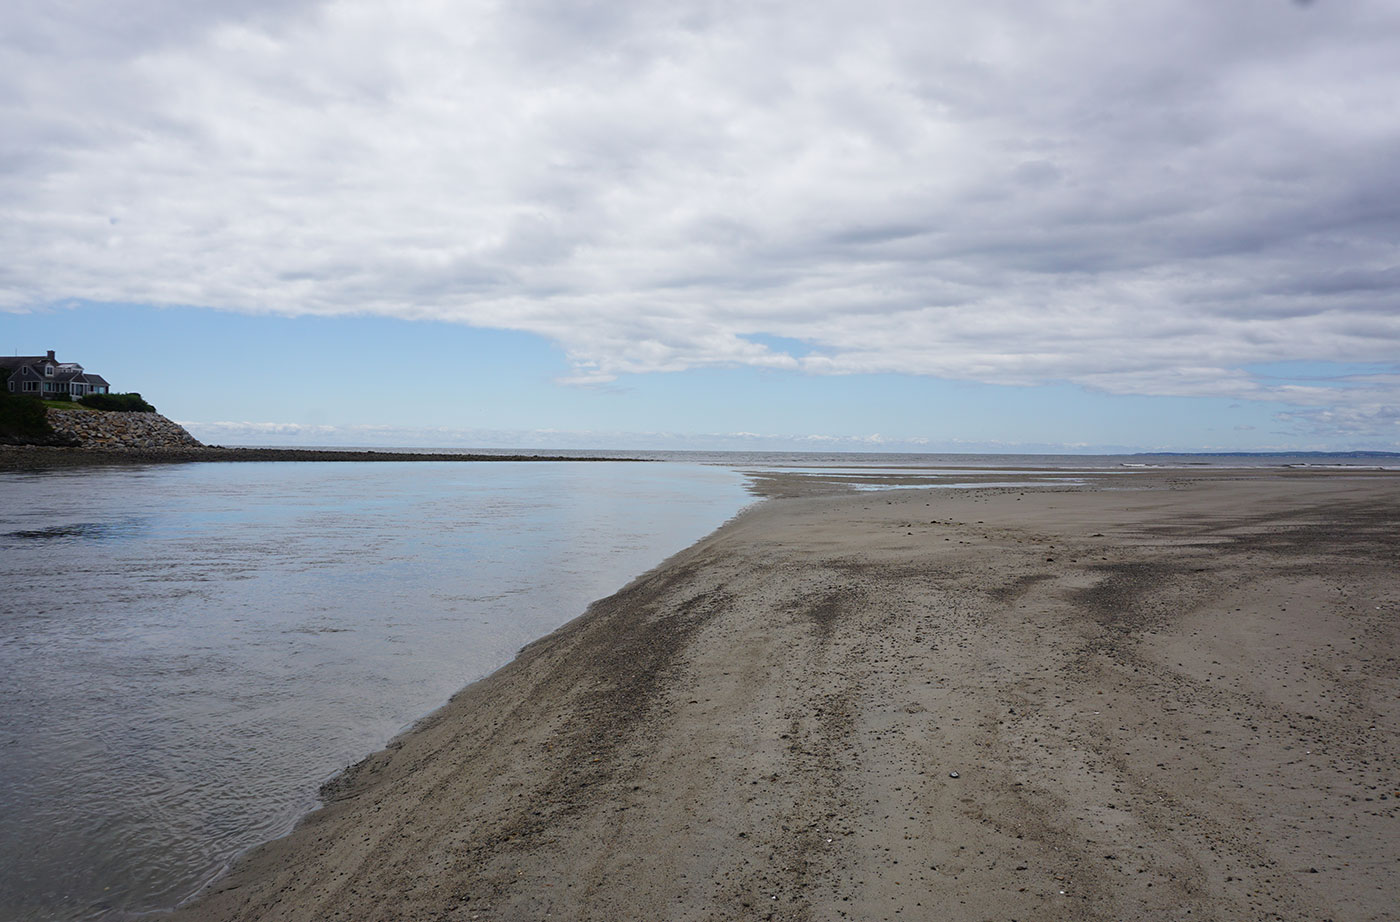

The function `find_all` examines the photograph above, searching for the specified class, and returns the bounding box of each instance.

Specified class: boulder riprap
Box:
[45,407,204,450]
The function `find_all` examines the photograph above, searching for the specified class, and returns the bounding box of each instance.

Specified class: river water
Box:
[0,461,752,921]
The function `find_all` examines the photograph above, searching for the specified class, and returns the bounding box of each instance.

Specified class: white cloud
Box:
[184,420,1076,453]
[6,0,1400,436]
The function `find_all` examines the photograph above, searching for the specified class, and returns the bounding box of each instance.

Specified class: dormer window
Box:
[45,365,54,376]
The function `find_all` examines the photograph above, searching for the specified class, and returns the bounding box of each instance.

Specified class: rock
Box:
[45,408,204,451]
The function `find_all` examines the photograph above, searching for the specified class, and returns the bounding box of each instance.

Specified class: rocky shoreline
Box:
[0,409,643,468]
[0,444,643,470]
[45,407,204,450]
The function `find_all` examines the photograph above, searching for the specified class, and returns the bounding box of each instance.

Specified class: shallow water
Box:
[0,462,751,921]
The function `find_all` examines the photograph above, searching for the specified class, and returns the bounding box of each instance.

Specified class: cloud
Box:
[184,420,1098,453]
[1275,403,1400,436]
[5,0,1400,437]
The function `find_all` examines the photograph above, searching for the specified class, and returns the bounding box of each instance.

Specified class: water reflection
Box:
[0,461,750,921]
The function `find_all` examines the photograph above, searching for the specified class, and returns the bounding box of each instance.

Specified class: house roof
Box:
[2,354,110,388]
[0,356,48,371]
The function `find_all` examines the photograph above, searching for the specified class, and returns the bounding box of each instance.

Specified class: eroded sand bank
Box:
[172,471,1399,922]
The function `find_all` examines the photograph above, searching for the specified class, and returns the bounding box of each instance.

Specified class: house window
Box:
[45,365,54,376]
[24,381,39,392]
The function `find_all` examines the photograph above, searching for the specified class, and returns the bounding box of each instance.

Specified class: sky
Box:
[3,0,1398,452]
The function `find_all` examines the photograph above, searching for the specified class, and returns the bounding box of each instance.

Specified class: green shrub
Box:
[79,392,157,413]
[0,394,58,441]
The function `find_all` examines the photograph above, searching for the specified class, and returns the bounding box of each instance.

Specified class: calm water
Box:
[0,462,752,922]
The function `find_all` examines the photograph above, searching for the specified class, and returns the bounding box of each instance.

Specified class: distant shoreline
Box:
[0,445,649,469]
[5,442,1397,473]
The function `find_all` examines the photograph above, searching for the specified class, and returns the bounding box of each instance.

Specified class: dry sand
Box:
[171,470,1399,922]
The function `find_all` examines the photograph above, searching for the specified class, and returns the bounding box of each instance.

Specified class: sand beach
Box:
[171,469,1399,922]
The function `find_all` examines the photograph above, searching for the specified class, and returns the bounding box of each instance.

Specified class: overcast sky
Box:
[4,0,1398,450]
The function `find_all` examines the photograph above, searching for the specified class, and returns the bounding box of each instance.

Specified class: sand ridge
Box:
[170,471,1399,921]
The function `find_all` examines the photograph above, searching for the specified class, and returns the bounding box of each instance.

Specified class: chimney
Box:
[47,350,55,362]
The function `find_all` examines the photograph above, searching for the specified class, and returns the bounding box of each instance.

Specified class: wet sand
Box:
[171,470,1399,922]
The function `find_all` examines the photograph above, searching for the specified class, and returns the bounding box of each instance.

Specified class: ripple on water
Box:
[0,461,753,921]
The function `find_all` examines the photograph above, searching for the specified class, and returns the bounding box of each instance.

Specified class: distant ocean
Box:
[223,447,1400,469]
[2,451,1395,921]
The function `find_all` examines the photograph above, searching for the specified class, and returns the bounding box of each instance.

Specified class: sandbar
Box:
[171,469,1399,921]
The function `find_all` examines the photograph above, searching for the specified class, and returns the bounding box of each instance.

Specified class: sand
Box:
[170,470,1399,922]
